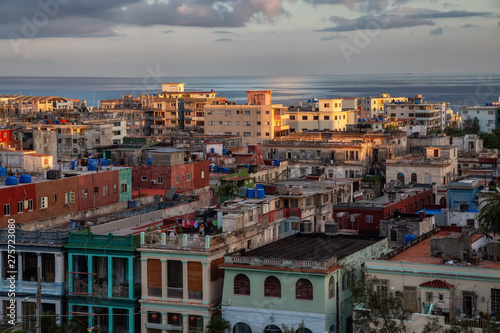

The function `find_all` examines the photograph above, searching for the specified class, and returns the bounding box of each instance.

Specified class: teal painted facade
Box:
[65,231,141,333]
[119,167,133,202]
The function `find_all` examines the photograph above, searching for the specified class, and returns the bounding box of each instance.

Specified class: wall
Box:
[119,168,133,202]
[0,183,37,228]
[77,170,121,211]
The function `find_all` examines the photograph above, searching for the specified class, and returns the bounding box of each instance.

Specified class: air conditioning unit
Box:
[151,180,157,184]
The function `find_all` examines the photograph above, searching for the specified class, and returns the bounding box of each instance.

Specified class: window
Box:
[244,132,251,137]
[290,116,295,120]
[390,229,398,242]
[491,289,500,313]
[411,173,417,182]
[313,116,319,120]
[225,121,232,126]
[264,276,281,297]
[328,276,335,299]
[120,184,127,192]
[324,116,330,120]
[302,116,308,120]
[157,177,163,184]
[374,280,388,298]
[186,173,192,181]
[113,184,117,193]
[17,201,23,214]
[234,274,250,295]
[103,185,109,196]
[234,323,252,333]
[65,192,75,204]
[141,176,148,181]
[266,132,270,136]
[244,121,251,126]
[40,196,48,209]
[434,149,439,157]
[4,204,11,216]
[275,200,280,209]
[176,175,180,183]
[28,199,33,211]
[82,189,88,199]
[296,279,313,300]
[365,215,373,223]
[438,293,445,302]
[226,111,231,116]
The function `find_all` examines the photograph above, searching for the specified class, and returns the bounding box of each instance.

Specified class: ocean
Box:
[0,73,499,110]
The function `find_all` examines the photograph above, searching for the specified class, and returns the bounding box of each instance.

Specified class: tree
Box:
[462,117,480,135]
[351,270,412,333]
[477,189,500,236]
[205,315,230,333]
[281,321,305,333]
[480,128,500,149]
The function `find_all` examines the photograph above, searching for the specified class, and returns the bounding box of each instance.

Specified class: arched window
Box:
[411,173,417,183]
[234,323,252,333]
[328,276,335,299]
[264,276,281,297]
[397,173,405,184]
[296,278,313,300]
[264,325,282,333]
[439,196,447,206]
[234,274,250,295]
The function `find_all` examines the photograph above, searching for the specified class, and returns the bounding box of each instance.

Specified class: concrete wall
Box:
[33,130,58,160]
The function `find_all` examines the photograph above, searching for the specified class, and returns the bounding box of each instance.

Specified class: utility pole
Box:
[36,265,41,333]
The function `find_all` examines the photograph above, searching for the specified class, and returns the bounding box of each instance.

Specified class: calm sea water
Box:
[0,73,499,109]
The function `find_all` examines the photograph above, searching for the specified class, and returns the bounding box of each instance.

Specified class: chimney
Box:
[419,211,426,221]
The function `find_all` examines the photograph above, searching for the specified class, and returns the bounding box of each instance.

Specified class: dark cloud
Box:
[318,8,488,32]
[215,38,233,42]
[302,0,409,13]
[429,26,443,36]
[320,33,348,41]
[0,0,296,39]
[212,30,234,34]
[460,24,478,28]
[163,30,175,33]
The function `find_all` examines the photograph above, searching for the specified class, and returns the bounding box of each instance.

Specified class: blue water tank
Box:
[214,165,219,173]
[274,159,280,166]
[0,167,6,177]
[218,165,223,173]
[5,176,18,186]
[256,184,265,190]
[70,160,79,169]
[405,234,417,244]
[256,188,265,199]
[210,148,215,154]
[247,188,255,198]
[223,167,229,173]
[246,164,250,169]
[222,149,227,156]
[19,174,31,183]
[100,158,108,167]
[88,159,97,171]
[147,158,152,166]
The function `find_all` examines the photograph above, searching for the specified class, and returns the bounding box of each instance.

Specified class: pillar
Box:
[161,259,168,301]
[55,253,65,283]
[109,307,114,333]
[87,255,93,294]
[182,261,188,302]
[162,312,168,333]
[141,258,148,299]
[182,314,189,333]
[202,316,210,333]
[128,308,134,333]
[57,300,63,325]
[202,263,210,305]
[140,310,147,333]
[68,253,73,292]
[108,256,113,297]
[88,305,93,328]
[128,257,134,298]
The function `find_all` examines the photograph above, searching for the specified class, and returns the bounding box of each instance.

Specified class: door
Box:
[463,291,476,317]
[403,286,419,313]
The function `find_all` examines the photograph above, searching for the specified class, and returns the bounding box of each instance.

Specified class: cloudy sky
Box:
[0,0,499,77]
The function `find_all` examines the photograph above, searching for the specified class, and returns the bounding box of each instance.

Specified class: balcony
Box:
[225,255,337,270]
[140,232,226,252]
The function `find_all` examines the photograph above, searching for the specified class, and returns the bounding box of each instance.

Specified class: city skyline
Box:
[0,0,499,77]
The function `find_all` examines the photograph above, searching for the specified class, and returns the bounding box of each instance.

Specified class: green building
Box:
[66,231,141,332]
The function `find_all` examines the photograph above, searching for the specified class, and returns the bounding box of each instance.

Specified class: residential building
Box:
[287,99,356,132]
[357,94,407,119]
[221,231,389,333]
[0,228,67,330]
[461,103,500,134]
[0,129,20,150]
[0,150,53,173]
[332,183,434,235]
[379,211,436,247]
[385,95,447,130]
[204,91,289,145]
[360,226,500,332]
[349,117,414,133]
[66,231,141,333]
[452,134,483,153]
[446,177,483,210]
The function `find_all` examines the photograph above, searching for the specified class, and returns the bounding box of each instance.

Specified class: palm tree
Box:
[478,189,500,236]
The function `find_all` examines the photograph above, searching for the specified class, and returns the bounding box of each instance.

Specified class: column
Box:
[202,263,210,305]
[37,252,42,271]
[202,316,210,333]
[128,257,134,298]
[87,255,93,294]
[140,310,147,333]
[182,314,189,333]
[161,259,168,301]
[57,300,63,325]
[128,308,134,333]
[108,256,113,297]
[88,305,93,329]
[162,312,168,333]
[141,258,148,299]
[68,253,73,292]
[108,307,114,333]
[182,261,188,302]
[55,253,65,283]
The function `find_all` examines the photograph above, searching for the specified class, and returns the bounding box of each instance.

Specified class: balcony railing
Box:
[167,287,183,298]
[189,290,203,300]
[140,232,226,251]
[225,255,337,270]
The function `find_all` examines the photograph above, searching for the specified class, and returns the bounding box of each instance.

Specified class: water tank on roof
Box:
[70,160,79,170]
[147,158,152,166]
[210,148,215,154]
[100,158,108,167]
[256,188,265,198]
[222,167,229,173]
[19,174,31,183]
[5,176,18,186]
[274,159,280,166]
[0,167,6,177]
[405,234,416,244]
[248,188,255,198]
[222,149,227,156]
[238,187,248,197]
[88,159,97,171]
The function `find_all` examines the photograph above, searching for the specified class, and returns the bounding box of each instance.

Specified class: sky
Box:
[0,0,499,77]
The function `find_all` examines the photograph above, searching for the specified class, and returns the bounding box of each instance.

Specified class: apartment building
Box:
[0,129,20,150]
[221,231,389,333]
[104,109,152,137]
[357,94,407,119]
[461,102,500,134]
[0,95,71,114]
[0,150,53,173]
[287,98,356,132]
[385,95,447,130]
[204,91,290,145]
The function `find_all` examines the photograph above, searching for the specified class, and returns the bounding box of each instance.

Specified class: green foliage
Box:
[478,189,500,235]
[205,315,230,333]
[444,127,466,137]
[480,128,500,149]
[384,125,400,132]
[462,117,480,135]
[281,321,305,333]
[78,105,89,113]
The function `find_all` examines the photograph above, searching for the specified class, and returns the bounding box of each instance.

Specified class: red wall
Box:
[0,129,13,143]
[0,184,37,227]
[77,170,120,210]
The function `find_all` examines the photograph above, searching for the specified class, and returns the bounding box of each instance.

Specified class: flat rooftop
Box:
[239,232,384,261]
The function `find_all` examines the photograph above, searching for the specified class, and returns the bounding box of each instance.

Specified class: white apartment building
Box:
[287,99,356,132]
[357,93,407,119]
[385,95,446,130]
[461,102,500,134]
